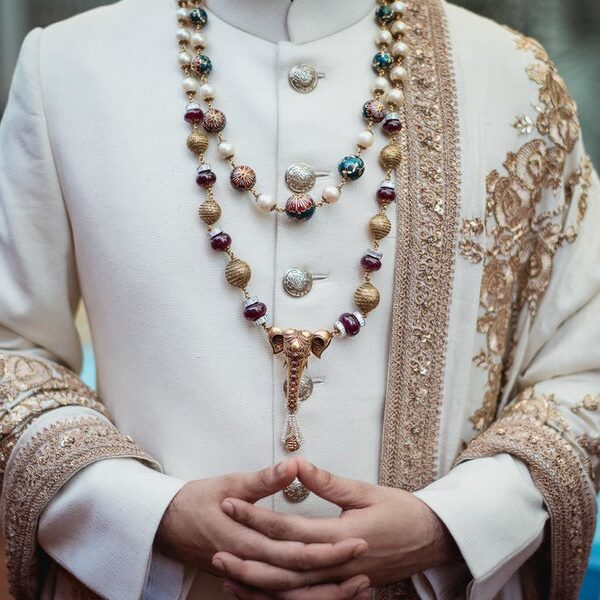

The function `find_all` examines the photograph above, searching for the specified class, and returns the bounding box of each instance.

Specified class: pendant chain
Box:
[175,0,411,452]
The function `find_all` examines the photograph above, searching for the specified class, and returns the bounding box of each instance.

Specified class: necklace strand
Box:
[175,0,410,453]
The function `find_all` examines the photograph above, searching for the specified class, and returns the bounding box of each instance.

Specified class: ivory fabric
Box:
[0,0,599,598]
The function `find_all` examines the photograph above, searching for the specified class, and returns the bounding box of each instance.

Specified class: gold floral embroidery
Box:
[0,353,108,482]
[459,33,593,432]
[458,413,597,600]
[0,416,158,599]
[571,394,600,415]
[504,387,569,433]
[577,434,600,457]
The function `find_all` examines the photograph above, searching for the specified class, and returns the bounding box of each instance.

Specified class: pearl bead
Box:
[178,51,192,65]
[357,130,375,149]
[392,41,409,57]
[392,1,407,14]
[372,76,390,94]
[217,141,235,159]
[176,7,188,21]
[176,28,191,43]
[182,77,198,93]
[391,21,408,36]
[199,83,215,100]
[322,185,341,203]
[386,87,405,105]
[375,30,393,46]
[191,32,206,49]
[390,66,408,82]
[256,193,275,212]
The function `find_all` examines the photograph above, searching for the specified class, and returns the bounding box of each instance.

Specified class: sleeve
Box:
[412,35,600,600]
[412,454,548,599]
[0,28,185,599]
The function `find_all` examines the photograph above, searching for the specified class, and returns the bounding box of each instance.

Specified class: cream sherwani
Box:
[0,0,598,599]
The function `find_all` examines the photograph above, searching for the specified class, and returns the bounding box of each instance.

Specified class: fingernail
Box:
[212,557,225,571]
[276,459,289,475]
[356,581,370,594]
[353,542,368,558]
[222,500,235,516]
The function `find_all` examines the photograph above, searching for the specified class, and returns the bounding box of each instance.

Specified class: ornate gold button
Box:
[285,163,317,193]
[283,267,313,297]
[283,478,310,503]
[284,372,314,402]
[288,64,319,93]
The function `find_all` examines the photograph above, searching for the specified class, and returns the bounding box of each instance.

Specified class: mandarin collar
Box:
[205,0,375,44]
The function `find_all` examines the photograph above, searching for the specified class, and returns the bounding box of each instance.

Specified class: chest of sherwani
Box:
[0,0,598,599]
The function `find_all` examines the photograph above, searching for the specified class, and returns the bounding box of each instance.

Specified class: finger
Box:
[223,498,342,543]
[224,576,371,600]
[235,459,298,503]
[221,517,366,572]
[296,459,374,509]
[213,551,352,590]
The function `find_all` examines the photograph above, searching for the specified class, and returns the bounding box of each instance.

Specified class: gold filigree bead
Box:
[198,199,221,225]
[225,258,251,288]
[285,434,301,452]
[354,282,380,314]
[369,213,392,240]
[380,144,403,169]
[187,132,209,155]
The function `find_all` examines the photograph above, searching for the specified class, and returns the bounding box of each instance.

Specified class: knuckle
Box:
[258,467,272,490]
[265,515,289,539]
[295,546,316,570]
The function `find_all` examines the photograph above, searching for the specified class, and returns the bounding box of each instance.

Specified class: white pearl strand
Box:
[176,0,409,214]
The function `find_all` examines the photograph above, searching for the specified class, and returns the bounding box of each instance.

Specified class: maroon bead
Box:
[184,108,204,123]
[382,118,402,134]
[361,254,382,272]
[210,232,231,251]
[196,170,217,188]
[202,108,226,133]
[339,312,361,337]
[230,165,257,191]
[244,301,267,322]
[376,186,396,204]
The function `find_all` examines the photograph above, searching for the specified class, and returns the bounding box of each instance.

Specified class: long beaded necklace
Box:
[176,0,409,453]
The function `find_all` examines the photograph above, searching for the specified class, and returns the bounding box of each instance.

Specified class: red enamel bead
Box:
[196,170,217,188]
[184,107,204,123]
[376,187,396,204]
[361,254,382,272]
[339,312,361,336]
[210,232,231,251]
[244,301,267,321]
[382,119,402,134]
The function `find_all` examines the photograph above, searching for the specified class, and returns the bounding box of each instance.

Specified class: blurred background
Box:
[0,0,599,598]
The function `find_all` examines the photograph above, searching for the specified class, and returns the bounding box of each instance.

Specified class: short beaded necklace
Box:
[176,0,409,453]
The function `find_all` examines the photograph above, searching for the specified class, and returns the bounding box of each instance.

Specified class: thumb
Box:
[234,458,298,503]
[297,458,375,509]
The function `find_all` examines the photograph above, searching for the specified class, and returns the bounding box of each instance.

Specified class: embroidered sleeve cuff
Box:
[413,453,548,600]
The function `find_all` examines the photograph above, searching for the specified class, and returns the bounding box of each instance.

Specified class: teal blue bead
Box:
[375,6,395,24]
[338,155,365,181]
[191,54,212,75]
[372,52,394,73]
[189,8,208,27]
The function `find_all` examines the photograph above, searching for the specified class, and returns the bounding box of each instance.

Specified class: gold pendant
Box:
[268,328,332,451]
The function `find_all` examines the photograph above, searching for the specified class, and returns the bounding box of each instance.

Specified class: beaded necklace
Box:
[176,0,409,453]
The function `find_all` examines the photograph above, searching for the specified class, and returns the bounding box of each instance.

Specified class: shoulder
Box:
[444,2,535,84]
[37,0,168,62]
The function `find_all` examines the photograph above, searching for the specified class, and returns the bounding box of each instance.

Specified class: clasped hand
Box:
[156,458,458,599]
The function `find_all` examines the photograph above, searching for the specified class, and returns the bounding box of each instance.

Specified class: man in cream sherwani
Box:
[0,0,599,598]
